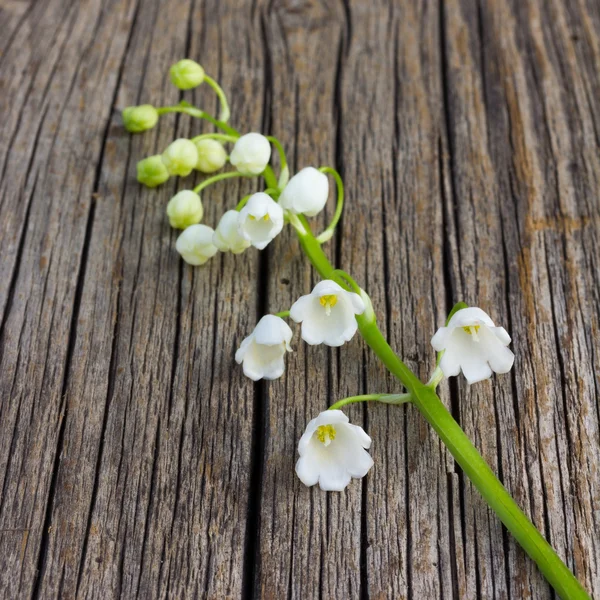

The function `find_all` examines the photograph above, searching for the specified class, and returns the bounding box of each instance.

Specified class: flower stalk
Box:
[125,63,591,598]
[291,208,589,600]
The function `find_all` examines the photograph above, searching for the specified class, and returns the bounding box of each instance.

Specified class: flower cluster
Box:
[120,57,588,598]
[123,59,515,494]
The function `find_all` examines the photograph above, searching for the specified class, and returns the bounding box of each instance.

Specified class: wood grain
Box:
[0,0,598,598]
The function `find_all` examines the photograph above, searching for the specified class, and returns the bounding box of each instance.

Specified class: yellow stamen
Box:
[263,214,270,221]
[319,294,338,316]
[316,424,336,446]
[463,325,480,335]
[249,215,255,221]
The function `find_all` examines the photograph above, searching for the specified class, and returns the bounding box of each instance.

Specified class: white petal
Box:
[347,423,372,449]
[317,454,352,491]
[431,327,449,351]
[311,280,345,297]
[480,328,514,374]
[235,335,254,363]
[278,167,329,216]
[345,447,374,479]
[313,409,350,427]
[439,349,462,377]
[253,315,293,346]
[295,455,320,487]
[447,307,495,329]
[348,292,366,315]
[290,295,317,323]
[460,353,493,384]
[492,326,512,346]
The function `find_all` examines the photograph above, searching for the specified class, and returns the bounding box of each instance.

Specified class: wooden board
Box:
[0,0,598,597]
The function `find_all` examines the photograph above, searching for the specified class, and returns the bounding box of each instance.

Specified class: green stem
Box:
[156,105,239,137]
[266,136,289,189]
[191,133,238,143]
[316,167,344,244]
[236,194,252,211]
[193,171,247,194]
[263,165,279,190]
[329,393,411,411]
[291,215,590,600]
[274,310,290,318]
[203,75,231,122]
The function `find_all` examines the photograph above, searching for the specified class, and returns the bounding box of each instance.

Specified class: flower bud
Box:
[162,139,199,177]
[122,105,159,133]
[176,224,218,265]
[229,133,271,175]
[194,139,227,173]
[278,167,329,217]
[166,190,204,229]
[170,59,205,90]
[136,155,170,188]
[213,210,251,254]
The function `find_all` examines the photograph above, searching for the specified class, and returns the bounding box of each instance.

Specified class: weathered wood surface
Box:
[0,0,599,598]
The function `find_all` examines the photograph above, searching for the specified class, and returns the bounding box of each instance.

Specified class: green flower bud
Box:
[193,139,228,173]
[166,190,204,229]
[161,139,199,177]
[170,59,205,90]
[122,105,159,133]
[136,155,170,188]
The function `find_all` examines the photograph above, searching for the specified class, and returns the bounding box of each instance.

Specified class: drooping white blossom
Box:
[175,224,218,265]
[431,307,514,384]
[213,210,251,254]
[296,410,373,491]
[290,280,365,347]
[229,133,271,175]
[238,193,284,250]
[235,315,293,381]
[278,167,329,217]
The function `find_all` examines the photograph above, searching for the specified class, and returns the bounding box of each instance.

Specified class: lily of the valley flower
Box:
[278,167,329,217]
[238,193,284,249]
[229,133,271,175]
[162,139,199,177]
[166,190,203,229]
[175,224,218,265]
[296,410,373,491]
[170,59,205,90]
[194,139,227,173]
[213,210,251,254]
[431,307,515,384]
[235,315,293,380]
[290,280,365,347]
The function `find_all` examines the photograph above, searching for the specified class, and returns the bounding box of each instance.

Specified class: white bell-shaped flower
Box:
[296,410,373,491]
[431,307,515,384]
[175,224,218,265]
[278,167,329,217]
[290,280,365,347]
[213,210,251,254]
[229,133,271,175]
[235,315,293,381]
[238,193,284,250]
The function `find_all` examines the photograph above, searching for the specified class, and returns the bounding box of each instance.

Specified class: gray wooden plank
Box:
[0,0,140,597]
[39,0,265,598]
[0,0,598,598]
[252,1,366,598]
[441,0,600,597]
